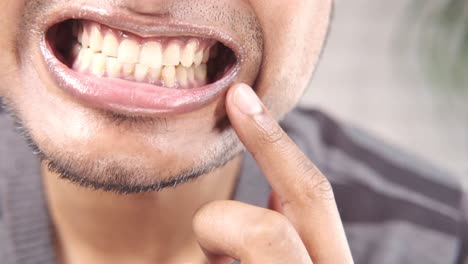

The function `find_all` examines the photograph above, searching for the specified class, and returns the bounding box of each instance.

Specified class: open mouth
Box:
[43,19,240,114]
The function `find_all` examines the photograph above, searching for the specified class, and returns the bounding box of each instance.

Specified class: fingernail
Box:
[233,84,263,115]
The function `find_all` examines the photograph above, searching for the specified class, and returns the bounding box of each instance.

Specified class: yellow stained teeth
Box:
[80,48,94,71]
[181,40,197,67]
[195,64,207,81]
[187,67,195,83]
[73,22,222,88]
[202,47,210,64]
[102,32,119,57]
[135,64,149,82]
[148,67,162,83]
[194,50,203,66]
[122,64,135,78]
[176,66,188,87]
[91,54,106,76]
[118,39,140,64]
[106,58,123,78]
[140,42,162,68]
[162,66,176,88]
[81,29,90,48]
[163,42,181,66]
[89,23,103,52]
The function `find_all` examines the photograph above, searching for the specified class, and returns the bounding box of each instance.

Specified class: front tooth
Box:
[118,39,140,64]
[162,66,176,88]
[176,66,188,88]
[89,23,103,52]
[148,67,161,83]
[122,64,135,78]
[80,48,94,71]
[91,53,106,76]
[102,32,119,57]
[163,42,180,66]
[140,42,162,68]
[195,64,207,81]
[106,58,122,78]
[135,64,149,82]
[181,40,197,67]
[194,49,203,66]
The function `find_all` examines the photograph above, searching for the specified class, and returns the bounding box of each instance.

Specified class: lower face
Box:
[0,0,331,193]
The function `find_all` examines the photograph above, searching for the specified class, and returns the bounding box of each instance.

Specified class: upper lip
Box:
[39,4,244,116]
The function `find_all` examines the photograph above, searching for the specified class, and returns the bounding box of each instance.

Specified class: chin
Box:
[2,1,264,193]
[1,0,330,193]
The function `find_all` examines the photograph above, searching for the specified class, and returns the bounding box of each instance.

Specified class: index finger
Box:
[226,83,353,264]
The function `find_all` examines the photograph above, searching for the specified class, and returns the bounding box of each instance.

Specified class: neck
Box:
[42,156,242,264]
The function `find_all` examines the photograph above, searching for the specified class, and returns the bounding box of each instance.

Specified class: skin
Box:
[0,0,353,263]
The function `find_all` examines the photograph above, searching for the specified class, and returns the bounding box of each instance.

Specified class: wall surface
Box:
[300,0,468,179]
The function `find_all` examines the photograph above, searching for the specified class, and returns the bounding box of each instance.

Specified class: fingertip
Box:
[227,83,263,116]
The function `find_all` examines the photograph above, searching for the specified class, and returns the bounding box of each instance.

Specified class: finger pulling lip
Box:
[40,6,244,115]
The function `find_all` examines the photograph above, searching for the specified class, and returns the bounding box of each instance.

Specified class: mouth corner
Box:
[42,17,242,115]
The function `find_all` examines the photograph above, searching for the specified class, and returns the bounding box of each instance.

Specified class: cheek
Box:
[0,0,26,95]
[248,0,332,116]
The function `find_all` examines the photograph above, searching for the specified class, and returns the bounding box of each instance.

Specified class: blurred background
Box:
[300,0,468,180]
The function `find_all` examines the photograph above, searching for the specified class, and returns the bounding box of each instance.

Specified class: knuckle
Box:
[256,118,285,145]
[192,200,229,232]
[244,211,293,245]
[294,158,335,203]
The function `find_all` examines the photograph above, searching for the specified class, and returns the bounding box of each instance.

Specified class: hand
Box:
[192,84,354,264]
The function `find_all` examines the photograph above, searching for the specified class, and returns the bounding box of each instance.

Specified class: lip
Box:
[39,5,244,115]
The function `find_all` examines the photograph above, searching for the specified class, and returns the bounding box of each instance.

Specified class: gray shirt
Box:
[1,104,466,264]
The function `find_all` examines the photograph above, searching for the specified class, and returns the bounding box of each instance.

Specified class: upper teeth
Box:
[73,21,217,89]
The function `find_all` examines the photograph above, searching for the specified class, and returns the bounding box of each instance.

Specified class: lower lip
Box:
[40,39,240,115]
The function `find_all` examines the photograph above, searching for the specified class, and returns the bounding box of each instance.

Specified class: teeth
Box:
[195,64,207,81]
[163,42,181,66]
[81,28,90,48]
[148,67,162,83]
[106,57,123,78]
[122,64,135,78]
[181,40,197,67]
[187,67,195,84]
[72,44,81,60]
[140,42,162,68]
[102,32,119,57]
[134,64,149,82]
[91,53,106,76]
[162,66,176,88]
[80,48,94,71]
[118,39,140,64]
[194,49,203,66]
[176,66,188,87]
[89,23,103,52]
[74,22,219,89]
[202,47,210,64]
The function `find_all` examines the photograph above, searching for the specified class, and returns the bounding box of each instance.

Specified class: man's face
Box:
[0,0,331,193]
